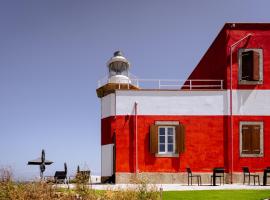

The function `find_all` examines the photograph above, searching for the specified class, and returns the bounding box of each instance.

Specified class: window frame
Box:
[239,121,264,158]
[155,121,179,157]
[238,48,263,85]
[158,126,175,154]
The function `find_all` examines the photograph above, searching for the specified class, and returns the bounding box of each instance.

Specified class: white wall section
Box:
[232,90,270,116]
[116,90,230,116]
[101,90,270,117]
[101,93,115,119]
[101,144,114,177]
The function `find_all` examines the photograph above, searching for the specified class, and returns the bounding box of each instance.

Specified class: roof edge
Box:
[223,23,270,30]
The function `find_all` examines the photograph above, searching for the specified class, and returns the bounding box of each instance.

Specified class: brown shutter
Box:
[252,51,260,81]
[175,125,180,153]
[242,125,252,154]
[149,124,158,154]
[176,124,185,153]
[251,125,260,154]
[242,51,253,81]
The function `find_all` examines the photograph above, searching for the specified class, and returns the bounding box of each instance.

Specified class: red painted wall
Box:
[101,115,270,173]
[228,29,270,90]
[101,116,115,145]
[187,23,270,90]
[113,115,227,173]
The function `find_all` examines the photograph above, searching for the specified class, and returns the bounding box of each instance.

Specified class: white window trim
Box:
[239,121,264,158]
[156,126,178,157]
[238,48,263,85]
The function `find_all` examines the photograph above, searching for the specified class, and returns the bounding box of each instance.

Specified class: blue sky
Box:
[0,0,270,179]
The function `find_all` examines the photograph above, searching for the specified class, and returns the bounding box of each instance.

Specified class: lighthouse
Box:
[96,51,138,183]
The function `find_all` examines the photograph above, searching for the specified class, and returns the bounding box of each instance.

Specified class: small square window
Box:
[238,48,263,84]
[239,121,263,157]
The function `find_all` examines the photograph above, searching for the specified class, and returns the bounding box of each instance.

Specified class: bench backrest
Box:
[54,171,67,179]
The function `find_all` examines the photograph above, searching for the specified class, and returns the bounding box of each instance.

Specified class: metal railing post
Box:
[221,80,223,89]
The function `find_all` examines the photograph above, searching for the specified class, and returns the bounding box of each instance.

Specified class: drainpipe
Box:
[229,33,252,184]
[135,102,139,175]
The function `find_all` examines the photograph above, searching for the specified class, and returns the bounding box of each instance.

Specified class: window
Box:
[149,121,185,157]
[240,122,263,157]
[238,48,263,84]
[158,126,175,154]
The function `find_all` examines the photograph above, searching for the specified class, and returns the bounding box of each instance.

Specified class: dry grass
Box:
[0,168,160,200]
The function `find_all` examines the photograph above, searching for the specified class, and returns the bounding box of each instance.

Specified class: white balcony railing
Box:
[98,77,224,90]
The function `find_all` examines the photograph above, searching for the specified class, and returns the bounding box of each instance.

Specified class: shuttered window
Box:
[150,122,185,156]
[239,49,263,84]
[240,122,263,157]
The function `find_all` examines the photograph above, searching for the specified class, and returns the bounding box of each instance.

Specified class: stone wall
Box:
[115,172,264,185]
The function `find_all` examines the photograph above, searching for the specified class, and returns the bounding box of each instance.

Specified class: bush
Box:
[0,168,160,200]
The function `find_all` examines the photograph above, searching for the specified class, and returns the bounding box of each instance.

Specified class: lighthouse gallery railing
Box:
[98,77,224,90]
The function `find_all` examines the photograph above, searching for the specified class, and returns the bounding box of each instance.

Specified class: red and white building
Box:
[96,23,270,184]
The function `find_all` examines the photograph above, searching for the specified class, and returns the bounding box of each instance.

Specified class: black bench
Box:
[54,171,67,184]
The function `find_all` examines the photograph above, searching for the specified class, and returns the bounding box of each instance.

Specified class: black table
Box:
[263,167,270,186]
[212,168,225,186]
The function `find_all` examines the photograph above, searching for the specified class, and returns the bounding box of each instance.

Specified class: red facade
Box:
[99,23,270,182]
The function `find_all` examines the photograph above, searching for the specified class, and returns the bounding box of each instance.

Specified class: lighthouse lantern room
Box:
[96,51,138,98]
[107,51,130,84]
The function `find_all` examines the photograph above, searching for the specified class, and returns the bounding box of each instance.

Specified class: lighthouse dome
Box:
[107,51,131,84]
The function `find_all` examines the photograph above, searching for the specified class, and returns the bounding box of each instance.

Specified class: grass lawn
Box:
[162,190,270,200]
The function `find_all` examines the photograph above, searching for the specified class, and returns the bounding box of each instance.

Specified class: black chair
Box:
[242,167,260,185]
[211,168,225,186]
[263,167,270,186]
[187,168,202,186]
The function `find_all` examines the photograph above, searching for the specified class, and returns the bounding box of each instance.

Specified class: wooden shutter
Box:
[180,124,185,153]
[175,124,185,153]
[242,125,252,154]
[149,124,158,154]
[251,125,260,154]
[252,51,260,81]
[242,51,253,81]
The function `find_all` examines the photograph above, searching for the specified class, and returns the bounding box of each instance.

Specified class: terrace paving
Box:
[61,183,270,191]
